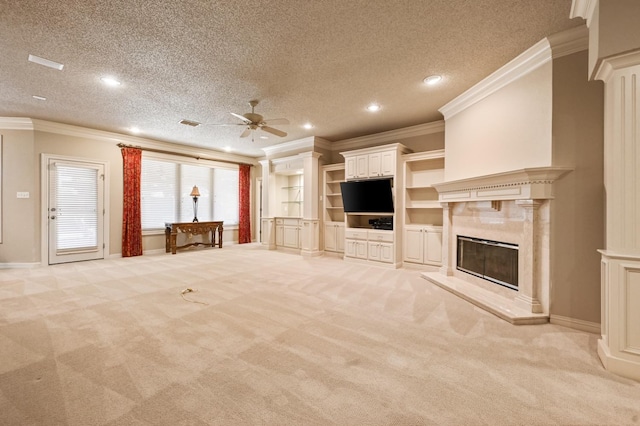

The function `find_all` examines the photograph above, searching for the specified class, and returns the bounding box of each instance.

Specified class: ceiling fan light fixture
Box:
[423,75,443,86]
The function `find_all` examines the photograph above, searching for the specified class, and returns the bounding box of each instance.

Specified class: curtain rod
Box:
[117,143,252,166]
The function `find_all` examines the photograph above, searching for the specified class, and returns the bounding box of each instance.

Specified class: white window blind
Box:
[141,158,177,229]
[141,157,239,230]
[213,168,239,224]
[55,164,98,250]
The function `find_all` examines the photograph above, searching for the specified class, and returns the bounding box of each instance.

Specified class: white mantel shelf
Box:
[433,167,573,203]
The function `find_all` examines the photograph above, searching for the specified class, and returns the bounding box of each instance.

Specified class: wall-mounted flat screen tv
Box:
[340,178,394,213]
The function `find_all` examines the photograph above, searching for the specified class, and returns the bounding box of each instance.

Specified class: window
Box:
[141,157,239,230]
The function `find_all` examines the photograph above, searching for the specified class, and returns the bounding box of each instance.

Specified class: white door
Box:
[324,223,336,251]
[403,227,424,263]
[48,158,105,264]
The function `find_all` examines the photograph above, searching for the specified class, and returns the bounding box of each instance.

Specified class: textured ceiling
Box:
[0,0,583,157]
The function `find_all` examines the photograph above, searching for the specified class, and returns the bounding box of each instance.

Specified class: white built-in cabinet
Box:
[340,143,410,268]
[402,150,444,267]
[275,218,301,249]
[403,225,442,266]
[346,150,396,180]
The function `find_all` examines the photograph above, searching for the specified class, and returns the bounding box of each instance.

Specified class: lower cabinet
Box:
[403,225,442,266]
[345,229,394,264]
[275,218,301,249]
[324,222,345,253]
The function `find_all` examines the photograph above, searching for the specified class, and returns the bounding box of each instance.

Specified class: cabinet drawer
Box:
[368,230,393,243]
[345,229,368,240]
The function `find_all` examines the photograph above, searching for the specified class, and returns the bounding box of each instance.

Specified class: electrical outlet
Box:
[17,192,30,199]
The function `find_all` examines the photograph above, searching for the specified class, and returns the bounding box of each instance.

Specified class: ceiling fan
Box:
[210,100,289,140]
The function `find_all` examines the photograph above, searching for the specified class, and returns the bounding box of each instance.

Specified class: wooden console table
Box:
[165,221,223,254]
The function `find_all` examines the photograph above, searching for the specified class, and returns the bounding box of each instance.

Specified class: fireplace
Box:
[421,167,572,324]
[457,236,518,290]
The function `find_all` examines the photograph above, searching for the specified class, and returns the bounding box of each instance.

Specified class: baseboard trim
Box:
[550,314,601,334]
[0,262,41,269]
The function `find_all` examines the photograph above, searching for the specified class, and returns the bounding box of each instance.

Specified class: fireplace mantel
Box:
[433,167,572,202]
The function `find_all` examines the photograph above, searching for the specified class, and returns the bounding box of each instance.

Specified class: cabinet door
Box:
[379,242,394,263]
[335,223,345,253]
[356,155,369,178]
[380,151,396,177]
[368,242,380,261]
[275,225,284,246]
[403,228,424,263]
[355,241,367,259]
[324,224,336,251]
[345,239,357,258]
[345,157,357,180]
[424,229,443,265]
[283,226,299,248]
[368,152,382,177]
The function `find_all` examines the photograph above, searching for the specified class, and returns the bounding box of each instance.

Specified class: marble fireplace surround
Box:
[422,167,571,325]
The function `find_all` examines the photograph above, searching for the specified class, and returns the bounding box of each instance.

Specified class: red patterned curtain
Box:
[121,147,143,257]
[238,164,251,244]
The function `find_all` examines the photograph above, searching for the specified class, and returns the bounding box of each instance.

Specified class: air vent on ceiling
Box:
[179,119,201,127]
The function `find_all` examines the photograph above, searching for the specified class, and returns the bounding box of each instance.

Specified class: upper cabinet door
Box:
[356,155,369,178]
[368,152,382,177]
[345,156,357,180]
[380,150,396,177]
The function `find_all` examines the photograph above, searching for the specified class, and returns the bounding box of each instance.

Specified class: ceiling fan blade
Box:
[231,112,252,124]
[262,126,287,137]
[264,118,290,125]
[239,127,252,138]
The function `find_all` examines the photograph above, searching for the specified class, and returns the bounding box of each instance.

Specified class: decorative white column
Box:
[438,202,454,276]
[259,159,275,248]
[300,152,322,256]
[595,54,640,382]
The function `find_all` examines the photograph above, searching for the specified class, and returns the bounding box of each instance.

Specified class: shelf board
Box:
[406,203,441,209]
[326,207,344,210]
[326,180,345,184]
[405,185,435,190]
[326,193,342,197]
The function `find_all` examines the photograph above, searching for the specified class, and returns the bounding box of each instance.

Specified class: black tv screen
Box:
[340,178,394,213]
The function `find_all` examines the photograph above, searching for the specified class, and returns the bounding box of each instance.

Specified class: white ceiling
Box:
[0,0,583,157]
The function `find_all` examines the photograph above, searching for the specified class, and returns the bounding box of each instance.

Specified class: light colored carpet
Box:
[0,243,639,425]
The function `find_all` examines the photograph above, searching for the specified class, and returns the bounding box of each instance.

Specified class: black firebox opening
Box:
[456,235,519,290]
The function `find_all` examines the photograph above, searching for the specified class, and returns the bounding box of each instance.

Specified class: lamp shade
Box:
[190,186,200,197]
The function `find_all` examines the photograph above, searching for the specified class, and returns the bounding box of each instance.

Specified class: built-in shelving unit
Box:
[277,174,303,217]
[402,150,445,266]
[322,164,345,254]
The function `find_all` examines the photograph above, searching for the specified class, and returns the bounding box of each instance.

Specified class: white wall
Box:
[443,62,554,181]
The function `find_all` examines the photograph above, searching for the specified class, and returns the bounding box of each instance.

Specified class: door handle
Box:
[50,216,56,219]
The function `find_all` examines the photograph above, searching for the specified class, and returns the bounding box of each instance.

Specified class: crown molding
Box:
[547,25,589,59]
[439,25,587,121]
[0,117,35,130]
[439,39,552,120]
[1,117,256,165]
[331,120,444,152]
[261,136,331,158]
[570,0,598,26]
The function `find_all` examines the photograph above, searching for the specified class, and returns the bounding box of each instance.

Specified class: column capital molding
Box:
[596,50,640,82]
[515,199,544,210]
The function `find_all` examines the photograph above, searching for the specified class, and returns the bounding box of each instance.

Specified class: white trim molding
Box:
[331,121,444,152]
[550,314,601,334]
[433,167,573,202]
[439,26,588,120]
[595,50,640,82]
[261,136,331,158]
[570,0,598,25]
[0,117,35,130]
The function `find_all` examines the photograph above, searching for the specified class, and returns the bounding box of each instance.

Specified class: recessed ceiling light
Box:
[100,77,121,87]
[32,95,47,101]
[129,127,140,134]
[259,135,268,140]
[423,75,443,86]
[303,123,314,130]
[28,54,64,70]
[366,103,381,112]
[223,146,232,152]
